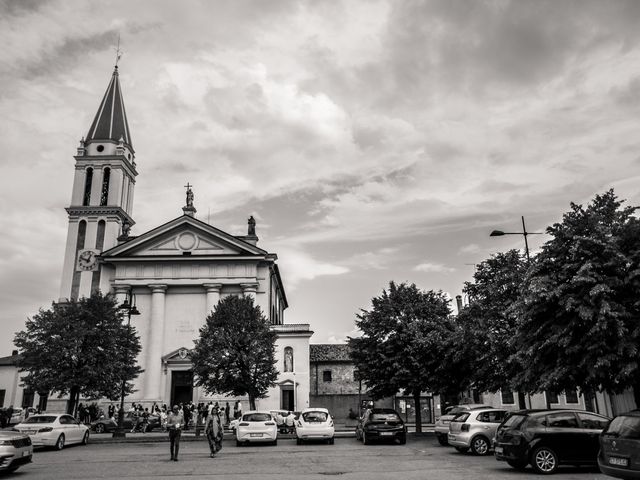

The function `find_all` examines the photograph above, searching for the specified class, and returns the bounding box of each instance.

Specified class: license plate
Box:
[22,451,30,457]
[495,446,503,454]
[250,433,262,437]
[380,432,394,436]
[609,457,628,467]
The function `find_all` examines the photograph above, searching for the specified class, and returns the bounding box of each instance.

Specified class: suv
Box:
[448,408,508,455]
[494,409,610,474]
[0,430,33,473]
[435,404,492,445]
[598,410,640,479]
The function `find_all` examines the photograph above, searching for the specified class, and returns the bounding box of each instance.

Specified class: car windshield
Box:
[502,414,527,430]
[243,413,272,422]
[452,413,470,422]
[23,416,57,424]
[302,411,328,422]
[447,407,467,415]
[604,416,640,439]
[370,412,401,422]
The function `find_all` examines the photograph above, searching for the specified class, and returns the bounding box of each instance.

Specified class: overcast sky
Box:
[2,0,640,356]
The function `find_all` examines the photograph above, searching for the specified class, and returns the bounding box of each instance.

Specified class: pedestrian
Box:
[225,402,230,425]
[205,405,223,458]
[167,405,183,461]
[285,411,295,434]
[108,404,115,420]
[233,402,238,420]
[236,400,242,419]
[142,408,150,433]
[182,403,191,431]
[160,408,168,432]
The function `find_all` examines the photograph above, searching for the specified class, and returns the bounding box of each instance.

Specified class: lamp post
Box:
[490,216,542,261]
[112,289,140,438]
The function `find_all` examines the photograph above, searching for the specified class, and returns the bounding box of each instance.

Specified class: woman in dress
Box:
[205,405,223,458]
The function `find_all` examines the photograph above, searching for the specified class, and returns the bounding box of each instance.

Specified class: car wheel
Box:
[398,435,406,445]
[82,432,89,445]
[272,439,277,446]
[507,460,528,471]
[55,434,65,451]
[236,440,242,447]
[470,436,490,456]
[531,446,558,475]
[455,446,469,453]
[328,438,334,445]
[363,431,370,445]
[437,434,448,446]
[296,438,302,445]
[94,423,105,434]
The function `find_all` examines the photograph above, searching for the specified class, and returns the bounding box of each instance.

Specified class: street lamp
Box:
[112,288,141,438]
[490,216,542,261]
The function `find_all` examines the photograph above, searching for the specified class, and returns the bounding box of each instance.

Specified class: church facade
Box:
[56,66,312,412]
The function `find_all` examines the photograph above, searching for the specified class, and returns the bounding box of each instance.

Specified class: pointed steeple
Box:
[85,66,134,151]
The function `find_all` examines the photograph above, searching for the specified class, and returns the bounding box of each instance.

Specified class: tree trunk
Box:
[633,382,640,410]
[248,394,256,411]
[517,391,527,410]
[66,386,80,415]
[413,391,422,434]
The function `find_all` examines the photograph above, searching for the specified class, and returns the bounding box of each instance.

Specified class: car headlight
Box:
[0,440,13,446]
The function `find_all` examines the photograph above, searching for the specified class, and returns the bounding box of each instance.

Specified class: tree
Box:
[456,250,529,408]
[348,282,455,433]
[14,292,143,415]
[191,295,278,410]
[512,190,640,407]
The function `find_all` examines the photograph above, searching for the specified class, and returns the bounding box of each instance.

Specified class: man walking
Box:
[167,405,183,461]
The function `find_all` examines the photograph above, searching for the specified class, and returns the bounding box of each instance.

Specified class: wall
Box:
[0,365,20,408]
[310,362,359,396]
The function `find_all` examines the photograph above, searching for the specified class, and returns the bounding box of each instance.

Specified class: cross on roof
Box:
[114,34,123,67]
[184,182,193,190]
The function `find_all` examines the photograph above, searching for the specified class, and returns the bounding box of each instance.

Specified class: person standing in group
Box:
[233,402,238,420]
[237,401,242,420]
[167,405,183,461]
[205,405,223,458]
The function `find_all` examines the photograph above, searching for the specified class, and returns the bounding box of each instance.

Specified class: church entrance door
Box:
[170,370,193,406]
[281,386,294,411]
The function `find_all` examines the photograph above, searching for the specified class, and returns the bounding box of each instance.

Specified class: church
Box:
[55,65,313,412]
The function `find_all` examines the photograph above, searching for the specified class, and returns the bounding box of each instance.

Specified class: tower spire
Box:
[85,64,133,151]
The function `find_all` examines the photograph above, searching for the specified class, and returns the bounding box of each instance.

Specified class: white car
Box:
[235,411,278,446]
[14,414,90,450]
[296,408,335,444]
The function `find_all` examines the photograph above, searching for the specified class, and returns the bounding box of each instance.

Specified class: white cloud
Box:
[413,263,456,274]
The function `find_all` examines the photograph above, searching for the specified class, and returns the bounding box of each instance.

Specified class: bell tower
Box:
[59,66,137,301]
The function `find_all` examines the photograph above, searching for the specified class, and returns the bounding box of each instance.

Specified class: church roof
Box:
[86,66,133,150]
[310,344,352,363]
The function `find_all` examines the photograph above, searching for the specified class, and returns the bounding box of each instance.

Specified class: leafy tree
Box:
[14,292,143,415]
[456,250,529,407]
[191,295,278,410]
[348,282,455,433]
[512,190,640,407]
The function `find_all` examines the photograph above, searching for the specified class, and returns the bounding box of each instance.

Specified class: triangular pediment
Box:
[162,347,192,364]
[103,215,268,258]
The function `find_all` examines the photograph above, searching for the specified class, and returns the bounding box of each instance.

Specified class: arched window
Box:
[284,347,293,372]
[83,168,93,206]
[100,167,110,206]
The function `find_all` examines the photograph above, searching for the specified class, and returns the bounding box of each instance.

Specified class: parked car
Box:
[236,411,278,446]
[448,408,508,455]
[295,408,335,444]
[435,404,492,445]
[90,412,160,433]
[0,430,32,473]
[14,414,90,450]
[494,409,610,474]
[8,408,37,425]
[598,409,640,479]
[355,408,406,445]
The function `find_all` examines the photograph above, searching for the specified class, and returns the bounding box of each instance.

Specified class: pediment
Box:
[162,347,192,364]
[103,215,268,258]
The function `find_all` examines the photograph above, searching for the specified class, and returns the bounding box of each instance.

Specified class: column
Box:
[145,284,167,401]
[113,284,131,306]
[240,282,259,300]
[203,283,222,314]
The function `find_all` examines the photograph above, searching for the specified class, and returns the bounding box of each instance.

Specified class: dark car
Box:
[494,409,610,474]
[355,408,406,445]
[91,412,160,433]
[598,410,640,479]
